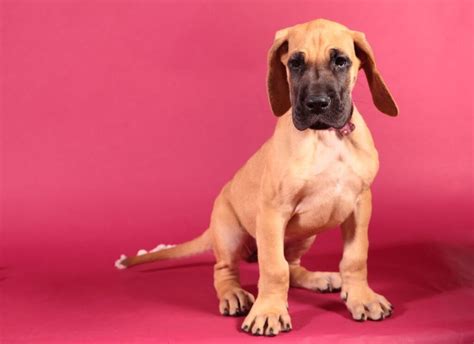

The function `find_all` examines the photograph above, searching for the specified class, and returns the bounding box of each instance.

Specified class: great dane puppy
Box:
[116,18,399,337]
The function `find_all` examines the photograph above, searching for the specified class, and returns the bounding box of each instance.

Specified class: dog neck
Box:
[270,107,377,178]
[277,108,356,139]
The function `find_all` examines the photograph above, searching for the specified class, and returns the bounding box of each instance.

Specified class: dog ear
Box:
[267,29,290,116]
[352,31,399,116]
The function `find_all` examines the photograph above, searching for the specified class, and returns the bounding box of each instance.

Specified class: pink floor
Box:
[2,237,473,343]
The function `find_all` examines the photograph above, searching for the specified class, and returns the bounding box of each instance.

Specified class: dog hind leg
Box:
[286,235,342,293]
[211,193,255,317]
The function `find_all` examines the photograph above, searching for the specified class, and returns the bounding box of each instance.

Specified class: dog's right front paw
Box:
[241,299,292,336]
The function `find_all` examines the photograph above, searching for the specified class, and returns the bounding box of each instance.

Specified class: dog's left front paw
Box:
[241,299,292,336]
[341,285,393,321]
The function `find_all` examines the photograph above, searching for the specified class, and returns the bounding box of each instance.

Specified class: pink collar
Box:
[330,121,355,137]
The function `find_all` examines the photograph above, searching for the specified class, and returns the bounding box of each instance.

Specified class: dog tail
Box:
[114,229,212,269]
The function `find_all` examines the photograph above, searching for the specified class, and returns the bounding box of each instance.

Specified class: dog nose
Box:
[305,95,331,113]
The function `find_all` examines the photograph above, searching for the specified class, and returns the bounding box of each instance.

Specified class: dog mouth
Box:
[293,107,354,134]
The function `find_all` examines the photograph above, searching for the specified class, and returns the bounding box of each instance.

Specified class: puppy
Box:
[116,18,398,337]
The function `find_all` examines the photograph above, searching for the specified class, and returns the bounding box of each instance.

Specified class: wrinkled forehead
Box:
[286,23,355,63]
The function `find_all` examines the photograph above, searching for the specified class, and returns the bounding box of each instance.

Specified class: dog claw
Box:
[371,312,384,321]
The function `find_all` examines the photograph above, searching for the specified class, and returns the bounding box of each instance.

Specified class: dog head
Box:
[267,19,398,131]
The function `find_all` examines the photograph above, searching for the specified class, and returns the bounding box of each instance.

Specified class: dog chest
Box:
[287,138,375,235]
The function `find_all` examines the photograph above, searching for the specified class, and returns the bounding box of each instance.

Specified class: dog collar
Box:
[330,121,355,137]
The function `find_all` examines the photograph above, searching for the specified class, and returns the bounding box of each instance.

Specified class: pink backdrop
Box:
[2,1,473,343]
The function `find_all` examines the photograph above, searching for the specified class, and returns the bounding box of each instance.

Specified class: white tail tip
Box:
[115,254,128,270]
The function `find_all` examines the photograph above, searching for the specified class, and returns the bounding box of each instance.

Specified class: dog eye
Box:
[334,56,349,68]
[288,53,305,70]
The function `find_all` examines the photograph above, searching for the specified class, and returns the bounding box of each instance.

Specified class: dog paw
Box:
[290,269,341,293]
[341,285,393,321]
[241,300,292,336]
[219,288,255,317]
[308,272,342,293]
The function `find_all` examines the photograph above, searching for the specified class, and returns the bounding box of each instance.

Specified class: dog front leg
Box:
[340,189,393,321]
[241,208,292,336]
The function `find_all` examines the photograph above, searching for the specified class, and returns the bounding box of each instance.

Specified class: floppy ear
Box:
[352,31,399,116]
[267,29,290,116]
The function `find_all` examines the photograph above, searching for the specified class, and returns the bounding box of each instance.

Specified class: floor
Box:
[2,239,473,343]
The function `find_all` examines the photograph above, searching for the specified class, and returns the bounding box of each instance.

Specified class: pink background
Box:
[1,0,473,343]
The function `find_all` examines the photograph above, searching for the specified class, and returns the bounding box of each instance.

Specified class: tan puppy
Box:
[115,18,398,337]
